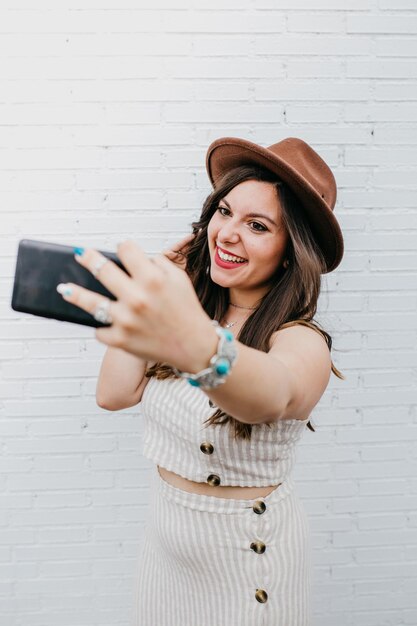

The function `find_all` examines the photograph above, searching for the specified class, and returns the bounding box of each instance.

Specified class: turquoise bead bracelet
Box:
[173,321,237,389]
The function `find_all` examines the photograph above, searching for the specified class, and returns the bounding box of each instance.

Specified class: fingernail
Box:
[73,247,84,256]
[56,283,73,297]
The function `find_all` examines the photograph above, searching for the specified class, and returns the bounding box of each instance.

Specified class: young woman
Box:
[56,136,344,626]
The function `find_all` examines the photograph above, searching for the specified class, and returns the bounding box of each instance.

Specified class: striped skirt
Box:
[131,464,311,626]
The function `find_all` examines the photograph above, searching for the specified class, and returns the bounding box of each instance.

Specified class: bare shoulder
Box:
[269,321,330,352]
[268,322,332,421]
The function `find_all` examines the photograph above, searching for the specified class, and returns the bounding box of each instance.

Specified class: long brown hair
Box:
[146,165,345,439]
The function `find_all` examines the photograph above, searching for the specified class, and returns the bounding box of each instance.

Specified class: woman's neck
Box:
[228,287,265,310]
[221,305,253,330]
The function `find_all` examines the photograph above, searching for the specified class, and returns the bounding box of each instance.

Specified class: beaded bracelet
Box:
[172,320,238,389]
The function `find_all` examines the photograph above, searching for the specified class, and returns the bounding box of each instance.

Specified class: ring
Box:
[93,298,113,325]
[92,257,110,278]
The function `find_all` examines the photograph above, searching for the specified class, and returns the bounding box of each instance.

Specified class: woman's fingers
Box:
[172,232,197,252]
[116,240,156,282]
[73,247,134,301]
[56,281,117,322]
[162,250,187,271]
[151,253,178,273]
[162,249,182,259]
[56,281,133,348]
[162,232,196,267]
[177,232,197,246]
[73,240,160,302]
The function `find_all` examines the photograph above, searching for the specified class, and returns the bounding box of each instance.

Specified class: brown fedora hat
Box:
[206,136,344,273]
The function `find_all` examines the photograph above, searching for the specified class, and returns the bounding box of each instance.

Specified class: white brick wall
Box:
[1,2,416,625]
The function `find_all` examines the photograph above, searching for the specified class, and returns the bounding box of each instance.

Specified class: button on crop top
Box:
[141,376,310,487]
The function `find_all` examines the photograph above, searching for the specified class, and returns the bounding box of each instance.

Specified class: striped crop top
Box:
[140,375,309,487]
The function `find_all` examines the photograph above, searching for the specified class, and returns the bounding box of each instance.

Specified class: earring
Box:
[283,259,289,268]
[206,266,210,275]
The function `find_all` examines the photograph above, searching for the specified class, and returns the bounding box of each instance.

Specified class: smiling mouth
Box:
[216,246,247,263]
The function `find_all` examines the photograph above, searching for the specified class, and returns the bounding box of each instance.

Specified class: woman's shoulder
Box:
[269,319,329,351]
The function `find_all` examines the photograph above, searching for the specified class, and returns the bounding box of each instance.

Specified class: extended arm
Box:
[59,242,331,425]
[184,322,332,424]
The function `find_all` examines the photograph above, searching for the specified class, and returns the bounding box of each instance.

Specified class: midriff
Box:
[157,465,281,500]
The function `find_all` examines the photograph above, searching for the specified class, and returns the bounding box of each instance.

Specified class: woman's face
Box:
[207,179,289,302]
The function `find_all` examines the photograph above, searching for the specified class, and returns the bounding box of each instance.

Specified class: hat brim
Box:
[206,137,344,274]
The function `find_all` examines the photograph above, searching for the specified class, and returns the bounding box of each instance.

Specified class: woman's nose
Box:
[218,221,240,243]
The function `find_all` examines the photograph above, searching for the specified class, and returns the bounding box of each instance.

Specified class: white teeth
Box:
[217,248,246,263]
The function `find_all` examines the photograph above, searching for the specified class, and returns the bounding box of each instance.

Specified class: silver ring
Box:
[93,298,113,325]
[92,257,110,278]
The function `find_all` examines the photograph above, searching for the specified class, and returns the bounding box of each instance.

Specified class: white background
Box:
[1,1,417,625]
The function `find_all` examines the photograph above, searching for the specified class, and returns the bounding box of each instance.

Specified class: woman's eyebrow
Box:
[219,198,278,227]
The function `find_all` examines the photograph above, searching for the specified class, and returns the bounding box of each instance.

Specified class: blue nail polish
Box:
[56,283,73,296]
[73,247,84,256]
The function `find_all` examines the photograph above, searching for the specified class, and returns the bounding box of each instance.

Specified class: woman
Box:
[56,136,345,625]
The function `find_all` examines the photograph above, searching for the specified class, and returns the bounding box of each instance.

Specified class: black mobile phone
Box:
[11,239,129,327]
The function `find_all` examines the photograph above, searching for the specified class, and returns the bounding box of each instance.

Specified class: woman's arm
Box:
[59,242,331,424]
[96,347,148,410]
[186,323,332,424]
[95,235,196,411]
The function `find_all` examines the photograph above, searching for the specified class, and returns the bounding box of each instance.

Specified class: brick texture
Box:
[1,2,416,625]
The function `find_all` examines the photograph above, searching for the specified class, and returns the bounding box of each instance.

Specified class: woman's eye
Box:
[217,206,266,232]
[250,222,267,232]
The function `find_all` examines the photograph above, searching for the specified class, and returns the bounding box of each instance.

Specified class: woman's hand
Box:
[57,240,217,373]
[162,232,197,270]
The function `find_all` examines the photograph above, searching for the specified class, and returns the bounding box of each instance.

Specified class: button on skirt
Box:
[131,465,311,626]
